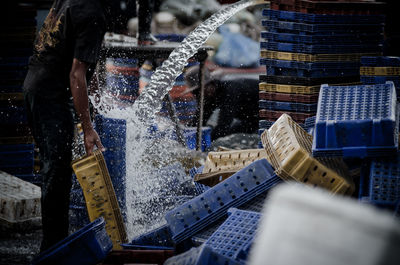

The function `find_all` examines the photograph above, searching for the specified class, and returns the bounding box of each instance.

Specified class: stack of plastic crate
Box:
[360,56,400,100]
[258,0,386,136]
[0,5,38,185]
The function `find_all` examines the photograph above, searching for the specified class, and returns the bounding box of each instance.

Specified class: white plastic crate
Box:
[249,184,400,265]
[0,170,41,223]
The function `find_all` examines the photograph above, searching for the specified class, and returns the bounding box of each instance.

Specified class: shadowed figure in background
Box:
[184,65,259,140]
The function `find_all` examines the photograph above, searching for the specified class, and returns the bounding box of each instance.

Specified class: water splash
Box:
[91,0,266,238]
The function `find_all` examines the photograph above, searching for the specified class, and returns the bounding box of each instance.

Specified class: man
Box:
[184,65,259,140]
[23,0,108,252]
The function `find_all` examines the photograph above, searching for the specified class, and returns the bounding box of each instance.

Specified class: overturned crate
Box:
[261,114,354,195]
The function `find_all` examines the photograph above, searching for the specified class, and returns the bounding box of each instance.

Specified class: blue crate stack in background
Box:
[0,5,39,186]
[258,1,386,145]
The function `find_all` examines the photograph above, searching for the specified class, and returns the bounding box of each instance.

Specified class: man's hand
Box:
[83,127,105,155]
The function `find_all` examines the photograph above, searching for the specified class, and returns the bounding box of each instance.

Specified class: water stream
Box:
[91,0,266,238]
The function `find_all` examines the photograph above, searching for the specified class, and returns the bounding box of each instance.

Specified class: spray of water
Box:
[91,0,266,238]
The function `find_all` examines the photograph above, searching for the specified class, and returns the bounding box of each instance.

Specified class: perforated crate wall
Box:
[165,159,279,243]
[313,82,398,158]
[205,208,261,263]
[261,114,354,195]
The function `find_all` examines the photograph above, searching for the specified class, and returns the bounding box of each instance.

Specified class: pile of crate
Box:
[0,5,38,185]
[360,56,400,100]
[258,0,386,136]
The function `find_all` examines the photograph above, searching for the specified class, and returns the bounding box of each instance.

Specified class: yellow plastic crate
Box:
[260,50,381,62]
[259,83,320,94]
[194,149,268,186]
[0,93,23,102]
[260,114,354,195]
[360,66,400,76]
[72,150,127,250]
[0,136,34,144]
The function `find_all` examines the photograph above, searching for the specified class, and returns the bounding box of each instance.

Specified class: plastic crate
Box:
[259,91,318,103]
[361,56,400,67]
[262,9,385,24]
[0,170,41,223]
[360,67,400,76]
[261,114,354,195]
[32,217,112,265]
[360,76,400,87]
[304,116,316,135]
[121,224,174,250]
[69,205,90,230]
[359,154,400,206]
[259,100,317,113]
[194,149,268,186]
[260,58,360,70]
[265,64,360,78]
[259,74,360,86]
[258,120,274,130]
[191,220,224,246]
[261,31,383,45]
[0,106,27,124]
[72,150,128,250]
[260,50,380,62]
[155,34,187,42]
[269,0,385,15]
[0,144,34,175]
[183,127,212,152]
[261,41,382,55]
[165,159,280,243]
[259,82,320,94]
[261,20,384,34]
[190,166,210,194]
[313,82,398,158]
[259,109,314,123]
[205,208,261,262]
[164,245,241,265]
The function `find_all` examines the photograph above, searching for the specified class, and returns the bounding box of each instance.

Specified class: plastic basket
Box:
[72,150,128,250]
[259,109,314,123]
[259,91,318,103]
[259,82,320,94]
[260,50,380,62]
[164,245,241,265]
[313,82,398,158]
[165,159,280,243]
[261,114,354,195]
[361,56,400,67]
[32,217,112,265]
[121,224,174,250]
[360,76,400,87]
[194,149,268,186]
[262,19,384,34]
[263,9,385,24]
[259,74,360,86]
[269,0,385,15]
[360,67,400,76]
[261,31,383,45]
[205,208,261,263]
[259,100,317,113]
[260,58,360,71]
[359,154,400,206]
[261,41,382,55]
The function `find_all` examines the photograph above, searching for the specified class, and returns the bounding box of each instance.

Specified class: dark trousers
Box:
[24,89,74,252]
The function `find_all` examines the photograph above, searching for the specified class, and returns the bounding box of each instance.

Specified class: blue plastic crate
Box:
[69,205,90,230]
[260,58,360,71]
[360,76,400,88]
[262,9,385,24]
[106,58,138,67]
[190,166,210,194]
[155,34,187,42]
[32,217,112,265]
[105,73,139,97]
[259,100,317,113]
[164,245,241,265]
[258,120,274,130]
[184,127,212,152]
[165,159,279,243]
[261,19,384,34]
[313,82,398,158]
[121,224,174,250]
[361,56,400,67]
[205,208,261,263]
[260,41,383,55]
[70,188,86,208]
[0,56,29,67]
[304,116,316,135]
[191,220,224,247]
[261,31,383,45]
[0,144,34,174]
[359,154,400,206]
[238,192,269,213]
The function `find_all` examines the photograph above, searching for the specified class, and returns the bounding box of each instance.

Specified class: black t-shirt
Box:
[24,0,106,99]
